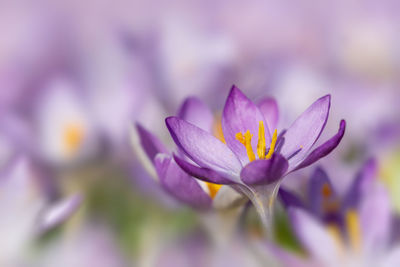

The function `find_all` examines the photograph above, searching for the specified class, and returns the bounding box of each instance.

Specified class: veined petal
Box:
[281,95,331,167]
[154,154,212,210]
[292,120,346,172]
[136,123,169,161]
[166,116,242,179]
[240,155,288,185]
[289,208,339,263]
[258,97,279,135]
[177,97,214,133]
[173,155,236,184]
[222,85,271,164]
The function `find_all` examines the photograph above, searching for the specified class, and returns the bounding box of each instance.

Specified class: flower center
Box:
[63,123,85,155]
[235,121,277,162]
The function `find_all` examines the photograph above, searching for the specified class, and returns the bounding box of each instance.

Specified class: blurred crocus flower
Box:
[135,96,243,211]
[0,157,81,265]
[279,159,377,227]
[32,78,100,167]
[271,162,400,267]
[166,86,345,231]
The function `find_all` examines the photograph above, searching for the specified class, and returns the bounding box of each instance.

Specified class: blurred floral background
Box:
[1,0,400,266]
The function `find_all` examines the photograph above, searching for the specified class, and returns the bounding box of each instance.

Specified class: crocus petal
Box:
[154,154,212,210]
[222,85,270,164]
[292,120,346,172]
[240,155,288,185]
[258,97,279,134]
[281,95,331,168]
[38,194,82,232]
[289,208,339,263]
[173,155,235,184]
[278,188,306,210]
[166,116,242,180]
[177,97,214,133]
[308,167,336,218]
[136,123,169,161]
[359,183,391,253]
[343,158,377,210]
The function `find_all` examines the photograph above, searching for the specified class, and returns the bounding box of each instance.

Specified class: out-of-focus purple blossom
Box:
[270,161,400,267]
[4,71,154,168]
[167,86,345,230]
[279,159,377,228]
[38,193,82,233]
[31,78,101,167]
[0,156,81,265]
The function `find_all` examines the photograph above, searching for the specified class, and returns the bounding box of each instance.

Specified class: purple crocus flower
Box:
[166,85,345,230]
[270,162,399,267]
[135,97,242,210]
[279,159,377,229]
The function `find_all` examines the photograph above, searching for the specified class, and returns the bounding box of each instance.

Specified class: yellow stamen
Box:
[257,121,266,159]
[235,132,245,144]
[63,123,84,155]
[206,182,222,199]
[235,130,256,162]
[346,210,361,251]
[265,129,278,160]
[235,121,278,162]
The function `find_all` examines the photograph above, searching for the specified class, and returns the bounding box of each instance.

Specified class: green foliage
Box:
[273,209,303,253]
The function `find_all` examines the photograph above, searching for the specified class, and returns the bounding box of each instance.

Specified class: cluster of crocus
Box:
[137,85,345,232]
[134,85,400,267]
